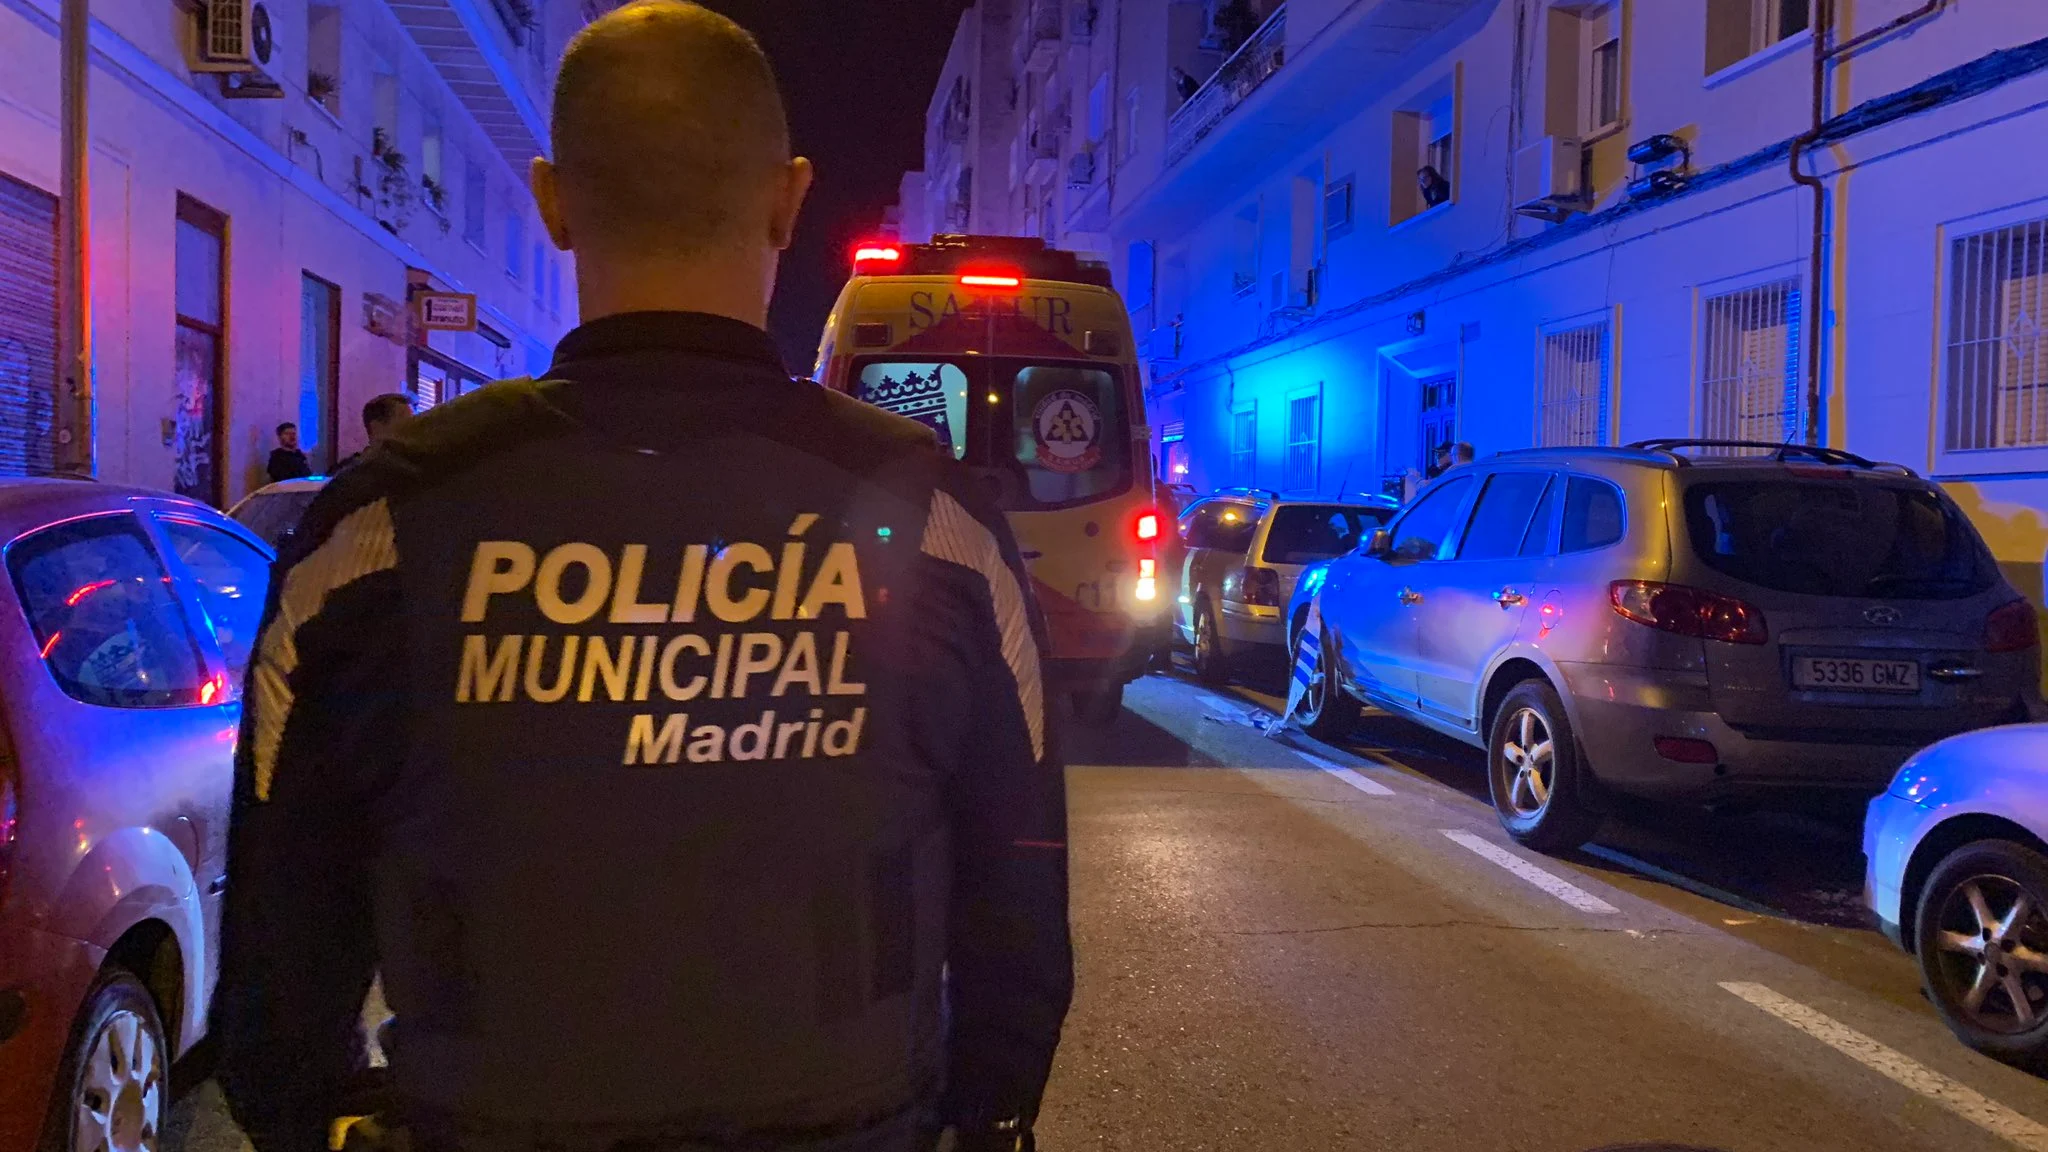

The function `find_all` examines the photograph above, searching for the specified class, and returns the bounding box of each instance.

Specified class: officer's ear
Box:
[531,157,572,251]
[767,156,814,252]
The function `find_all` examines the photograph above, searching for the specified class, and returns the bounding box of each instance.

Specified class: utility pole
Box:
[57,0,92,475]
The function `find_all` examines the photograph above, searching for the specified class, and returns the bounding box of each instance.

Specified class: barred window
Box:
[1947,218,2048,451]
[1537,320,1610,447]
[1701,278,1800,445]
[1286,390,1320,492]
[1231,405,1257,484]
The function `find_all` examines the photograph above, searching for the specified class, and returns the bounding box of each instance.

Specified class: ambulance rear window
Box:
[1010,364,1129,509]
[854,361,971,460]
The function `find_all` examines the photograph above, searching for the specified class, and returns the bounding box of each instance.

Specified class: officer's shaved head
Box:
[535,0,813,326]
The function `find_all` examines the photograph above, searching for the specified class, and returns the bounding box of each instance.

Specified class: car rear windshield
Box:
[1261,505,1392,564]
[1682,480,2000,599]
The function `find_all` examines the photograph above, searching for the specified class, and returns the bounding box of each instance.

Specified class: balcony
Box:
[1022,0,1063,73]
[387,0,549,167]
[1026,123,1061,184]
[1067,146,1099,189]
[1166,4,1286,168]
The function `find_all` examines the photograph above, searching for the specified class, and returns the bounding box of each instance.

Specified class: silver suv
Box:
[1287,441,2042,851]
[1175,490,1397,683]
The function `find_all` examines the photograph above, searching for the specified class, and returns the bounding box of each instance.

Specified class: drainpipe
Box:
[1788,0,1948,446]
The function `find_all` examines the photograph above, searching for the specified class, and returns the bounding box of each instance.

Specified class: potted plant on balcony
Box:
[307,71,337,107]
[369,129,415,234]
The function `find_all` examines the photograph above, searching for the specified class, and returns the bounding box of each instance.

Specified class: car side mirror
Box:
[1364,528,1392,557]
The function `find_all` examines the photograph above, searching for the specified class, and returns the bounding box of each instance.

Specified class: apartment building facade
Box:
[1086,0,2048,647]
[0,0,579,505]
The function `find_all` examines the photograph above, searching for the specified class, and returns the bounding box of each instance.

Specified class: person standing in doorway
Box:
[267,422,312,484]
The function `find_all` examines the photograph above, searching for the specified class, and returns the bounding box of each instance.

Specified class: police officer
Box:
[210,4,1073,1150]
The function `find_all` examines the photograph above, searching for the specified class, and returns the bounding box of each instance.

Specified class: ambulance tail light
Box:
[959,268,1024,290]
[1136,557,1158,602]
[1135,511,1160,543]
[851,243,902,275]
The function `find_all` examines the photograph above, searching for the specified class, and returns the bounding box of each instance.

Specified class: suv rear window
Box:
[1261,505,1392,564]
[1683,480,1999,599]
[1182,501,1261,553]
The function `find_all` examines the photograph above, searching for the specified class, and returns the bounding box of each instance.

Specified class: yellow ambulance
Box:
[813,234,1166,722]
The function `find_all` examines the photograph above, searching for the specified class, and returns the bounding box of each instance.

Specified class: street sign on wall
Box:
[416,292,477,332]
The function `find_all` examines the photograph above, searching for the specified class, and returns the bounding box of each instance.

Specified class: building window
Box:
[372,68,399,147]
[462,156,486,247]
[305,0,342,116]
[1545,5,1622,139]
[299,273,341,474]
[1537,317,1611,447]
[531,242,545,306]
[548,258,562,318]
[1230,402,1257,484]
[506,214,524,282]
[1392,88,1455,224]
[420,113,443,188]
[174,195,227,506]
[1700,277,1801,445]
[1324,176,1354,236]
[1945,216,2048,452]
[1705,0,1810,76]
[1285,388,1320,492]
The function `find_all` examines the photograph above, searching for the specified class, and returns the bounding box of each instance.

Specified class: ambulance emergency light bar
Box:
[849,234,1115,289]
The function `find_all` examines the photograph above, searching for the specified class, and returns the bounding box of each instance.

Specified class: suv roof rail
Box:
[1212,486,1279,500]
[1625,438,1912,473]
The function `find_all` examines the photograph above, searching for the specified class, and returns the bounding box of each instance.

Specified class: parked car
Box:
[1866,723,2048,1069]
[0,480,271,1152]
[228,475,326,550]
[1287,440,2042,850]
[1176,489,1398,683]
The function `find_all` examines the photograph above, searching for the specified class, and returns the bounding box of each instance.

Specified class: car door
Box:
[1329,474,1477,711]
[145,511,275,1003]
[1413,471,1557,732]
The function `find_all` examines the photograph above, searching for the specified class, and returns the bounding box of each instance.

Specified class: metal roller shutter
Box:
[0,173,59,476]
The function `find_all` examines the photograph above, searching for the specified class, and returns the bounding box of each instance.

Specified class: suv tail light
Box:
[1229,566,1281,607]
[1986,598,2041,653]
[1610,580,1768,645]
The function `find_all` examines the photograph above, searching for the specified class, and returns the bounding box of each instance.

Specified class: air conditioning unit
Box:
[1513,135,1587,219]
[189,0,283,94]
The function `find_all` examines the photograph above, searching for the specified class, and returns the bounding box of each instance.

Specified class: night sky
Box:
[702,0,973,371]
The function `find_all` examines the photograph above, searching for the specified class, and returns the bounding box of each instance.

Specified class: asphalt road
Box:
[168,669,2048,1151]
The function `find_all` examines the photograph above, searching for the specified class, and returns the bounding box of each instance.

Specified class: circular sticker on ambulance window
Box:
[1032,389,1103,474]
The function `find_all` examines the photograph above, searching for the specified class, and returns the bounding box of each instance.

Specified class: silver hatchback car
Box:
[1174,490,1398,683]
[1288,440,2042,851]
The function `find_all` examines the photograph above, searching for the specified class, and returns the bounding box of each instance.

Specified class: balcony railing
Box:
[1165,4,1287,168]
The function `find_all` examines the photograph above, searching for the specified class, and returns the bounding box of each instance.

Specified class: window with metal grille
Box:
[1700,278,1800,444]
[1230,404,1257,484]
[1946,217,2048,451]
[1536,320,1610,447]
[1286,390,1320,492]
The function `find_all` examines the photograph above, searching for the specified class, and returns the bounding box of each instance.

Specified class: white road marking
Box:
[1441,830,1619,914]
[1291,749,1396,796]
[1721,981,2048,1151]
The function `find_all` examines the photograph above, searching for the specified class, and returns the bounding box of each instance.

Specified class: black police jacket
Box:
[211,312,1074,1152]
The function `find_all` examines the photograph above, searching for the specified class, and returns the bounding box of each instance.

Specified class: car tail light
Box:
[1986,598,2041,653]
[1232,566,1281,607]
[1610,580,1768,645]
